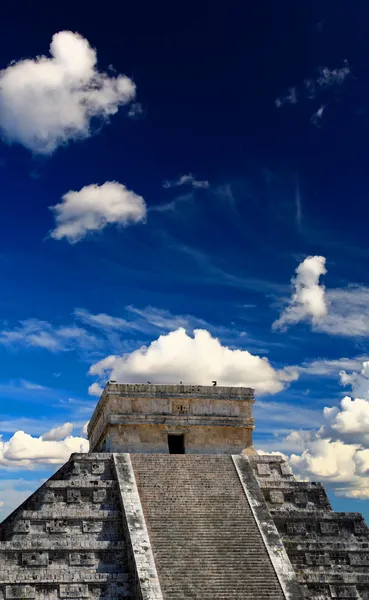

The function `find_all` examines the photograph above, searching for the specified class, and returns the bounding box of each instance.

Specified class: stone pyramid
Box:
[0,383,368,600]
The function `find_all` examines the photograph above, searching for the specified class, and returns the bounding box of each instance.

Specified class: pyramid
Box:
[1,383,368,599]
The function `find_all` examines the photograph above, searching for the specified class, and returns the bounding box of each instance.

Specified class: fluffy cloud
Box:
[287,362,369,498]
[0,31,136,154]
[163,173,209,189]
[89,327,298,395]
[273,256,328,330]
[50,181,147,243]
[0,428,89,468]
[0,318,97,352]
[41,422,73,441]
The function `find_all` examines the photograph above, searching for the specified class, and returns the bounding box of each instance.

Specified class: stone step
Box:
[131,454,287,600]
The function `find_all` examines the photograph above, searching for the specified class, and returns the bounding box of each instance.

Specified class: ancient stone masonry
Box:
[249,453,369,600]
[0,453,134,600]
[88,383,255,455]
[1,383,369,600]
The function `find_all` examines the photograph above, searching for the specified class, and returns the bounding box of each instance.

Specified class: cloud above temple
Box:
[49,181,147,243]
[89,327,298,395]
[0,31,136,154]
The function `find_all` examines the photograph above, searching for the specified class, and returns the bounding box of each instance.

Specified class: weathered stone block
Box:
[45,520,68,533]
[295,492,307,505]
[22,551,48,566]
[69,552,95,566]
[287,521,306,534]
[67,489,81,503]
[82,521,101,533]
[13,520,30,533]
[270,490,284,504]
[59,584,89,598]
[280,463,293,476]
[43,490,55,503]
[354,520,369,535]
[349,553,369,566]
[320,521,339,535]
[91,462,104,475]
[5,585,36,599]
[93,489,107,503]
[256,463,271,476]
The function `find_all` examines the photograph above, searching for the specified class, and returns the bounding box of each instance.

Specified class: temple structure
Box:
[1,383,369,599]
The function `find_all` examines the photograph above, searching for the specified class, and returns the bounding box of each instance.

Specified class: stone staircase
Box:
[250,454,369,600]
[131,454,286,600]
[0,453,133,600]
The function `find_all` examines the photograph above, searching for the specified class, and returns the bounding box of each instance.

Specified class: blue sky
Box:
[1,1,369,520]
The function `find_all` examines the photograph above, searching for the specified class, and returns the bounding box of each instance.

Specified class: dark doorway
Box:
[168,434,185,454]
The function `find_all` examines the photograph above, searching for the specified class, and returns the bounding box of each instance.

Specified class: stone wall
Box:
[88,383,254,454]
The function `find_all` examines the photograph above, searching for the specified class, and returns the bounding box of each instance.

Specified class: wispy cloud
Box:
[277,62,350,107]
[163,173,209,190]
[296,356,367,377]
[0,318,97,352]
[276,61,350,126]
[275,87,297,108]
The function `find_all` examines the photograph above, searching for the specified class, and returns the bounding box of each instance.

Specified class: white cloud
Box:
[0,318,96,352]
[50,181,147,243]
[340,360,369,398]
[0,429,89,469]
[42,422,73,441]
[89,327,298,396]
[287,361,369,498]
[81,421,89,436]
[275,257,369,337]
[273,256,328,330]
[88,382,104,397]
[0,31,136,154]
[163,173,209,189]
